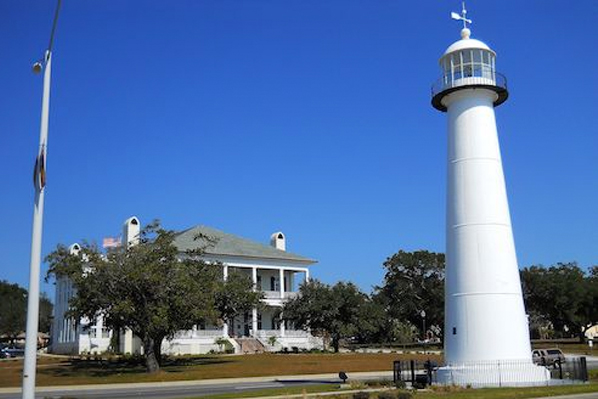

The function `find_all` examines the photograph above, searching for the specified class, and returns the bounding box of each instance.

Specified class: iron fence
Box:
[393,357,588,388]
[551,356,588,382]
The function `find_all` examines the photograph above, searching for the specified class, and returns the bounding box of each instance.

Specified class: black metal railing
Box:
[394,356,588,388]
[393,359,436,388]
[550,356,588,382]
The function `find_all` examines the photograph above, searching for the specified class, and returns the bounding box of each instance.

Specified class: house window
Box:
[101,327,110,338]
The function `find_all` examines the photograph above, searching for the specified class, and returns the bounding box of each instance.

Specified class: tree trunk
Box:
[143,337,160,373]
[332,336,340,353]
[153,336,164,366]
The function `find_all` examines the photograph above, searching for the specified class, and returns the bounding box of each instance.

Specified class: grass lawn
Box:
[0,352,440,388]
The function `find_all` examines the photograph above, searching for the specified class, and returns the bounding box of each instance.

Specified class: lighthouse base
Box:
[436,360,551,388]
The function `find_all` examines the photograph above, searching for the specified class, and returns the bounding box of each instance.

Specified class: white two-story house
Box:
[51,216,322,355]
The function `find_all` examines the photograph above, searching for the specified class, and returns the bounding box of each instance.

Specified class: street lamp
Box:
[22,2,61,399]
[420,310,426,354]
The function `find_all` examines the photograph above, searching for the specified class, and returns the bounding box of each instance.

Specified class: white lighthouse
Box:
[432,6,550,386]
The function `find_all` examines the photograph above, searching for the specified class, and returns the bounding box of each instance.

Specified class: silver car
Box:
[532,348,566,367]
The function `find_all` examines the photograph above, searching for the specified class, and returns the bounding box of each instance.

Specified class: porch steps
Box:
[235,337,266,354]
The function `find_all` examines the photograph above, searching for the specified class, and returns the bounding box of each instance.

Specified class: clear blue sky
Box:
[1,1,596,300]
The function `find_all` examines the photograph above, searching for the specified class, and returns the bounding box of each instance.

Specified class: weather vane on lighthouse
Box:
[451,2,472,30]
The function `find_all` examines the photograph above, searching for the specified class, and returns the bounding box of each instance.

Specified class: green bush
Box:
[394,380,406,389]
[352,392,370,399]
[362,378,393,388]
[377,391,397,399]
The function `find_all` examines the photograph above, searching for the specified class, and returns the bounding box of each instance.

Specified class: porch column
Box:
[252,308,258,337]
[279,309,285,337]
[305,269,310,282]
[251,267,258,336]
[96,316,102,339]
[223,265,229,336]
[279,268,285,299]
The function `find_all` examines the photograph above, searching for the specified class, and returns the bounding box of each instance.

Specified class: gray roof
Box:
[173,225,317,265]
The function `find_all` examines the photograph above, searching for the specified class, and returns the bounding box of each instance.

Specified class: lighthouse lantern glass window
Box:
[462,50,472,77]
[441,49,496,89]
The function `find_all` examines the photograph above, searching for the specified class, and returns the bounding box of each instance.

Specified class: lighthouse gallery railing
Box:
[431,71,508,98]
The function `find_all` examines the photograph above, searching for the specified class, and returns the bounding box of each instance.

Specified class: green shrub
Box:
[377,391,397,399]
[362,378,393,388]
[352,392,370,399]
[394,380,406,389]
[349,381,367,390]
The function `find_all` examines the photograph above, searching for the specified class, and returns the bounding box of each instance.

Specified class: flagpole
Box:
[22,2,61,398]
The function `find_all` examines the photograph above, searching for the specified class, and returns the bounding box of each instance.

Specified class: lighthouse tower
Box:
[431,6,549,386]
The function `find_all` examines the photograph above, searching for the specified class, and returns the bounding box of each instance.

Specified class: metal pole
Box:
[423,316,426,354]
[22,50,52,399]
[420,310,426,354]
[22,2,61,397]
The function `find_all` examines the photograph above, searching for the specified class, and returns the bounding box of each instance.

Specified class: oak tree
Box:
[374,250,445,340]
[282,280,369,352]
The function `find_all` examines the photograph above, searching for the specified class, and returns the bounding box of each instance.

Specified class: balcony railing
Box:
[173,329,224,339]
[264,290,281,299]
[195,329,224,337]
[263,291,300,300]
[255,330,310,338]
[431,71,507,99]
[431,71,508,111]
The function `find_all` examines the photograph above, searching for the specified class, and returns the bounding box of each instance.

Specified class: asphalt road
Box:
[26,379,337,399]
[0,374,375,399]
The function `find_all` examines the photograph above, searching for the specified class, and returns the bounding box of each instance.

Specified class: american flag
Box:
[102,236,121,249]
